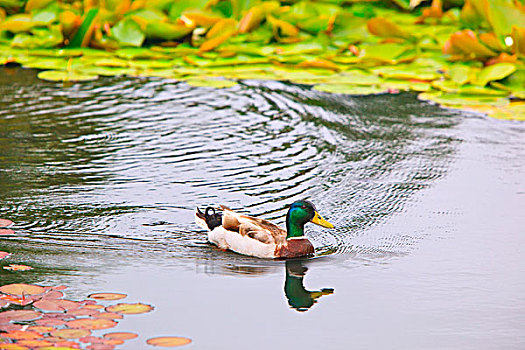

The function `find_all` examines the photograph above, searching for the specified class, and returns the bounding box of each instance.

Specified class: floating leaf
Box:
[66,318,117,330]
[93,312,123,320]
[0,284,45,296]
[88,293,127,301]
[103,332,138,340]
[146,336,192,347]
[0,219,13,227]
[314,84,387,95]
[2,330,42,340]
[0,343,30,350]
[51,329,91,339]
[144,22,193,40]
[105,302,154,315]
[367,17,410,39]
[184,78,237,88]
[0,310,41,322]
[475,63,516,86]
[112,18,145,47]
[447,64,470,85]
[418,91,509,107]
[0,251,10,259]
[0,229,15,235]
[34,299,80,311]
[465,102,525,121]
[3,264,33,271]
[443,30,496,57]
[16,340,53,348]
[37,70,99,82]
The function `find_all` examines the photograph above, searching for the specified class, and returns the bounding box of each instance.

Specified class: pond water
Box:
[0,67,524,349]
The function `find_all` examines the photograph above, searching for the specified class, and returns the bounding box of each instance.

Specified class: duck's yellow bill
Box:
[311,211,334,229]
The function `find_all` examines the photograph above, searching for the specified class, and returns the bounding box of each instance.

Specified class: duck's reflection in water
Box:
[284,259,334,312]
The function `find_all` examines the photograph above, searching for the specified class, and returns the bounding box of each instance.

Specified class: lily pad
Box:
[146,336,192,347]
[112,18,145,47]
[66,318,118,330]
[184,78,237,88]
[314,84,387,95]
[51,329,91,339]
[88,292,127,301]
[0,283,45,296]
[476,63,517,87]
[0,219,14,227]
[3,264,33,271]
[105,302,154,315]
[103,332,138,340]
[0,251,10,259]
[37,70,98,82]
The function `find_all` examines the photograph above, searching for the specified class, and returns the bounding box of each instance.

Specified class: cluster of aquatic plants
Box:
[0,0,523,119]
[0,219,191,349]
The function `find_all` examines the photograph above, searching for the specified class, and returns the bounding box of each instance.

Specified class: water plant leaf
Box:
[68,7,99,48]
[51,329,91,339]
[3,264,33,271]
[88,293,127,301]
[475,62,516,86]
[105,302,154,315]
[66,318,118,330]
[367,17,410,39]
[200,18,237,52]
[443,29,496,57]
[146,336,192,347]
[418,91,509,107]
[0,344,29,350]
[103,332,138,340]
[0,310,41,322]
[33,299,80,311]
[112,18,145,47]
[185,78,237,88]
[0,219,13,227]
[144,21,193,40]
[447,64,470,85]
[0,229,15,235]
[2,330,42,340]
[37,70,99,82]
[93,312,123,320]
[0,251,10,259]
[465,101,525,121]
[0,283,45,295]
[314,84,387,95]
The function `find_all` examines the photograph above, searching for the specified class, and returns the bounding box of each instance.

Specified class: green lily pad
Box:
[314,84,387,95]
[418,91,509,107]
[360,43,411,63]
[447,64,470,85]
[112,18,145,47]
[37,70,99,82]
[475,63,517,87]
[184,78,237,88]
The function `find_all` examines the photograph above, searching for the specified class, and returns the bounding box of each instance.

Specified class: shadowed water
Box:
[0,67,524,349]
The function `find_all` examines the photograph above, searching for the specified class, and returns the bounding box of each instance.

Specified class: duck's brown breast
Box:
[275,238,315,259]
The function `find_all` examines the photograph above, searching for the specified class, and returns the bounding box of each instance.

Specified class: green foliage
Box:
[0,0,523,119]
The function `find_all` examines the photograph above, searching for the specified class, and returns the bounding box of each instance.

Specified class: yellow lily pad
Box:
[37,70,99,82]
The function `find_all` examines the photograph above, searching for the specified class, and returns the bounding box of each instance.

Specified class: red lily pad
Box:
[0,251,10,259]
[88,293,127,301]
[3,264,33,271]
[0,219,13,227]
[0,284,45,296]
[105,302,153,315]
[0,229,16,236]
[146,336,192,347]
[34,299,80,311]
[51,328,91,339]
[103,332,138,340]
[0,310,41,322]
[2,330,42,340]
[66,318,118,330]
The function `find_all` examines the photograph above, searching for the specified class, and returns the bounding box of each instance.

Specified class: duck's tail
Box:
[195,207,223,231]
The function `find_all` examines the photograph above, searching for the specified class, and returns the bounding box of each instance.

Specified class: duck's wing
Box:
[221,205,287,245]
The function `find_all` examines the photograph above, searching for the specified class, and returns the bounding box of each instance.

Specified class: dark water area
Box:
[0,67,524,349]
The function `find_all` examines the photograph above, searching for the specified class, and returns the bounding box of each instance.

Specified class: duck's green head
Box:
[286,200,334,238]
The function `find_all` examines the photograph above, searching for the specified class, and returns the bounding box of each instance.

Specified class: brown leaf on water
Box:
[0,219,13,227]
[3,264,33,271]
[0,343,29,350]
[0,284,45,296]
[103,332,138,340]
[16,340,53,347]
[34,318,66,327]
[93,312,123,320]
[2,330,42,340]
[66,318,118,330]
[27,326,54,333]
[88,293,127,301]
[51,328,91,339]
[105,302,153,315]
[0,310,41,322]
[146,336,192,347]
[34,299,80,311]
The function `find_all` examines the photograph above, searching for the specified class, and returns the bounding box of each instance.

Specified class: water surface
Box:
[0,67,524,349]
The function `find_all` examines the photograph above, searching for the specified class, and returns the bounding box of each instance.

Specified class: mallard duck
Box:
[195,200,334,259]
